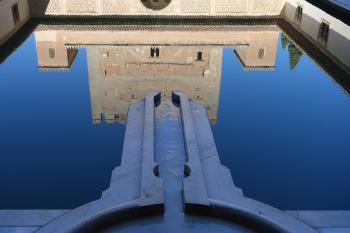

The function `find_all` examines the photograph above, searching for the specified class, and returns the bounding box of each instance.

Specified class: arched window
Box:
[151,47,160,58]
[197,52,203,61]
[318,21,330,46]
[258,48,265,59]
[294,6,303,24]
[11,3,20,25]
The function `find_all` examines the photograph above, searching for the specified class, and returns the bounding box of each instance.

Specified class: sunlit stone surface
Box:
[29,0,286,17]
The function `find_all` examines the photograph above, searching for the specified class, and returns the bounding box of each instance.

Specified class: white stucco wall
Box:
[284,0,350,70]
[0,0,30,45]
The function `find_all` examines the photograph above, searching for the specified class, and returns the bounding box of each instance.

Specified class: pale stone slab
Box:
[0,210,69,226]
[317,228,350,233]
[35,92,164,233]
[0,227,38,233]
[286,211,350,228]
[173,91,318,233]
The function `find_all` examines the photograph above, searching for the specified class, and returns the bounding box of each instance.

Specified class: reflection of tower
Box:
[234,31,278,71]
[87,46,222,124]
[34,31,78,71]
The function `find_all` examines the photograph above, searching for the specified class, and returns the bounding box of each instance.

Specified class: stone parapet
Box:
[172,91,319,233]
[30,0,286,17]
[33,92,164,233]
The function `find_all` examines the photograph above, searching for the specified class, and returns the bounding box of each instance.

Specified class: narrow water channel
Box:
[155,99,186,231]
[101,99,253,232]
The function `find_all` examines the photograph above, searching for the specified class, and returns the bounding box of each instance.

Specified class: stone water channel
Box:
[100,99,253,233]
[14,92,321,233]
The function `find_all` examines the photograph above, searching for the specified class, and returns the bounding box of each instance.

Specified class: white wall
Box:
[284,0,350,70]
[0,0,30,45]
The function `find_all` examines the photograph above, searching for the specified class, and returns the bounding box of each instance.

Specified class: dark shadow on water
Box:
[0,19,39,64]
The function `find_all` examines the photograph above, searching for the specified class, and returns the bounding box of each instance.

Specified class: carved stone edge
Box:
[36,92,164,233]
[172,91,318,233]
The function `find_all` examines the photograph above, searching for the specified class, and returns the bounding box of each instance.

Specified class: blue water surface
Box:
[213,38,350,210]
[0,35,125,209]
[0,32,349,210]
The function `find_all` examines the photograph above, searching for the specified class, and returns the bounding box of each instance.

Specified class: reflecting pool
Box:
[0,20,349,210]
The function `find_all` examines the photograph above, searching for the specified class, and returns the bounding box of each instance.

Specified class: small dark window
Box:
[151,47,160,58]
[258,48,265,59]
[151,47,155,57]
[294,6,303,24]
[12,3,20,25]
[49,48,56,59]
[318,21,330,45]
[197,52,203,61]
[155,47,160,57]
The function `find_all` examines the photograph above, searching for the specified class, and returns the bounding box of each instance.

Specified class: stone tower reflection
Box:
[87,46,222,124]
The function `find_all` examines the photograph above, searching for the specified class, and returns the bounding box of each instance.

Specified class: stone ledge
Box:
[0,210,69,227]
[172,91,319,233]
[34,92,164,233]
[286,211,350,228]
[0,227,38,233]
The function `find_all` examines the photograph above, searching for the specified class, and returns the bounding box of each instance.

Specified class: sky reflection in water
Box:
[0,29,349,210]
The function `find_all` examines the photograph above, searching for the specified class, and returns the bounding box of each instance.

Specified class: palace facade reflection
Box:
[31,16,350,124]
[34,24,279,124]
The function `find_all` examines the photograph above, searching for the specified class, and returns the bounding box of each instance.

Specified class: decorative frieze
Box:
[30,0,286,17]
[216,0,248,13]
[66,0,96,13]
[182,0,211,13]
